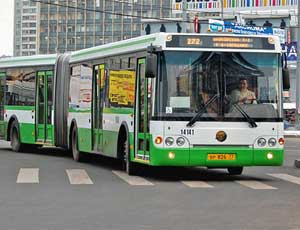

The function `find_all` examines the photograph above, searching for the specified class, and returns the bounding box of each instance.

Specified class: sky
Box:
[0,1,14,56]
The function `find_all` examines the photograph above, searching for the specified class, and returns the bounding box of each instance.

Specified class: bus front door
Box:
[0,72,5,139]
[36,71,53,143]
[92,64,104,152]
[135,58,151,161]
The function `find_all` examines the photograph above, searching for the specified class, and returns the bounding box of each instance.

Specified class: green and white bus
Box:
[0,33,288,175]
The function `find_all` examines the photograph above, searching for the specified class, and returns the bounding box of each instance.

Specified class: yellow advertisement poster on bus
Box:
[109,70,136,107]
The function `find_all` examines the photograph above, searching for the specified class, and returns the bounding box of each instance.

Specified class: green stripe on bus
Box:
[5,105,35,111]
[103,108,134,114]
[0,72,5,77]
[73,37,156,58]
[0,57,56,65]
[0,121,5,138]
[68,108,91,113]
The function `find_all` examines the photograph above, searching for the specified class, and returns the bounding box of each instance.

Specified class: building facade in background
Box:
[37,0,172,54]
[14,0,38,56]
[14,0,299,56]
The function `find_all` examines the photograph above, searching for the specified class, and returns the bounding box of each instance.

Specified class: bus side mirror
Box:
[282,67,290,90]
[145,53,157,78]
[282,53,290,90]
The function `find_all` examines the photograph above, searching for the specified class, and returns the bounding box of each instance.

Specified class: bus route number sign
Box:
[166,35,275,50]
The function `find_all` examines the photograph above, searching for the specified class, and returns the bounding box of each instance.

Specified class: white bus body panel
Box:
[150,121,284,149]
[4,110,34,124]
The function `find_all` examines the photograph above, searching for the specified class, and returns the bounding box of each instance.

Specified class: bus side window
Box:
[129,57,136,70]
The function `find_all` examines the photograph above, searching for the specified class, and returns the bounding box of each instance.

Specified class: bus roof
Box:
[70,33,282,63]
[70,33,160,63]
[0,54,57,69]
[0,33,281,68]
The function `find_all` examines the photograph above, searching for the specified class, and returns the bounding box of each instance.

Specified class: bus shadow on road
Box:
[6,146,72,159]
[79,153,125,171]
[133,166,274,183]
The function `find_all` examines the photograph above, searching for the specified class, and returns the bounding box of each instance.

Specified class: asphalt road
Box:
[0,139,299,230]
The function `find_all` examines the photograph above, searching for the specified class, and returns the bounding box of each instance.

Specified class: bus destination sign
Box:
[166,35,275,50]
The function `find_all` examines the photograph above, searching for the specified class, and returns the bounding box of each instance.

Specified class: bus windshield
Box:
[155,51,281,121]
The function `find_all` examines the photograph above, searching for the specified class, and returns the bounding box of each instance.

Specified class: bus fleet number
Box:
[180,129,194,135]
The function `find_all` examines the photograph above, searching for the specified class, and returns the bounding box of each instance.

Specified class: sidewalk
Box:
[284,130,300,138]
[284,130,300,168]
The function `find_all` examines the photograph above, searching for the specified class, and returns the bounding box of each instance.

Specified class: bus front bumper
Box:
[149,146,284,167]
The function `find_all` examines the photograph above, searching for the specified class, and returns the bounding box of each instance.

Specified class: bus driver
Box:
[230,78,257,105]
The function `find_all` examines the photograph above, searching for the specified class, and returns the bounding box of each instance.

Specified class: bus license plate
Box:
[207,154,236,161]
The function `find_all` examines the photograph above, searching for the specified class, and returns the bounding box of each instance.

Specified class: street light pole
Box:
[296,2,300,129]
[182,0,187,33]
[220,0,224,20]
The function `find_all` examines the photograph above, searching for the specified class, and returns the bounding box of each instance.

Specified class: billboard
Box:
[208,19,286,44]
[172,0,296,13]
[172,0,220,13]
[282,42,297,62]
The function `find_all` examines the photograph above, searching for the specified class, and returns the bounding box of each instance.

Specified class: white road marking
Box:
[112,170,154,186]
[268,173,300,185]
[236,180,277,190]
[66,169,93,185]
[181,181,214,188]
[17,168,39,184]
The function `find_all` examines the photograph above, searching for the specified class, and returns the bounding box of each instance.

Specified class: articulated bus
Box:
[0,33,289,175]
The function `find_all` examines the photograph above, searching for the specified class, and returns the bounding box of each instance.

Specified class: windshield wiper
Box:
[224,96,257,128]
[186,95,218,127]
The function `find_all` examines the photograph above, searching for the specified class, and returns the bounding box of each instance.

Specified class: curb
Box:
[285,135,300,138]
[295,159,300,169]
[284,130,300,137]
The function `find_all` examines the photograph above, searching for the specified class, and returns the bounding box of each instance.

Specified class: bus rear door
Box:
[92,64,105,152]
[36,71,53,143]
[0,72,5,139]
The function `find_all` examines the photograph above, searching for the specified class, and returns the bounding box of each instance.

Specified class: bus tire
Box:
[10,120,23,152]
[227,167,243,175]
[71,126,83,162]
[124,136,137,176]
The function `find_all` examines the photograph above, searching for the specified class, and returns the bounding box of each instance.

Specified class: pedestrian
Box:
[160,24,166,32]
[263,20,272,27]
[176,23,182,33]
[145,24,151,35]
[280,19,286,29]
[247,20,256,26]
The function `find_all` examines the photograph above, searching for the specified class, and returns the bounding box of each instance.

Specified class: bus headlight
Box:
[257,138,266,147]
[176,137,185,146]
[267,152,274,160]
[268,138,277,147]
[165,137,174,146]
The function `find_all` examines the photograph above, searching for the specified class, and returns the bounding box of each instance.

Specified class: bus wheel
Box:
[124,137,137,176]
[227,167,243,175]
[10,121,24,152]
[71,126,83,162]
